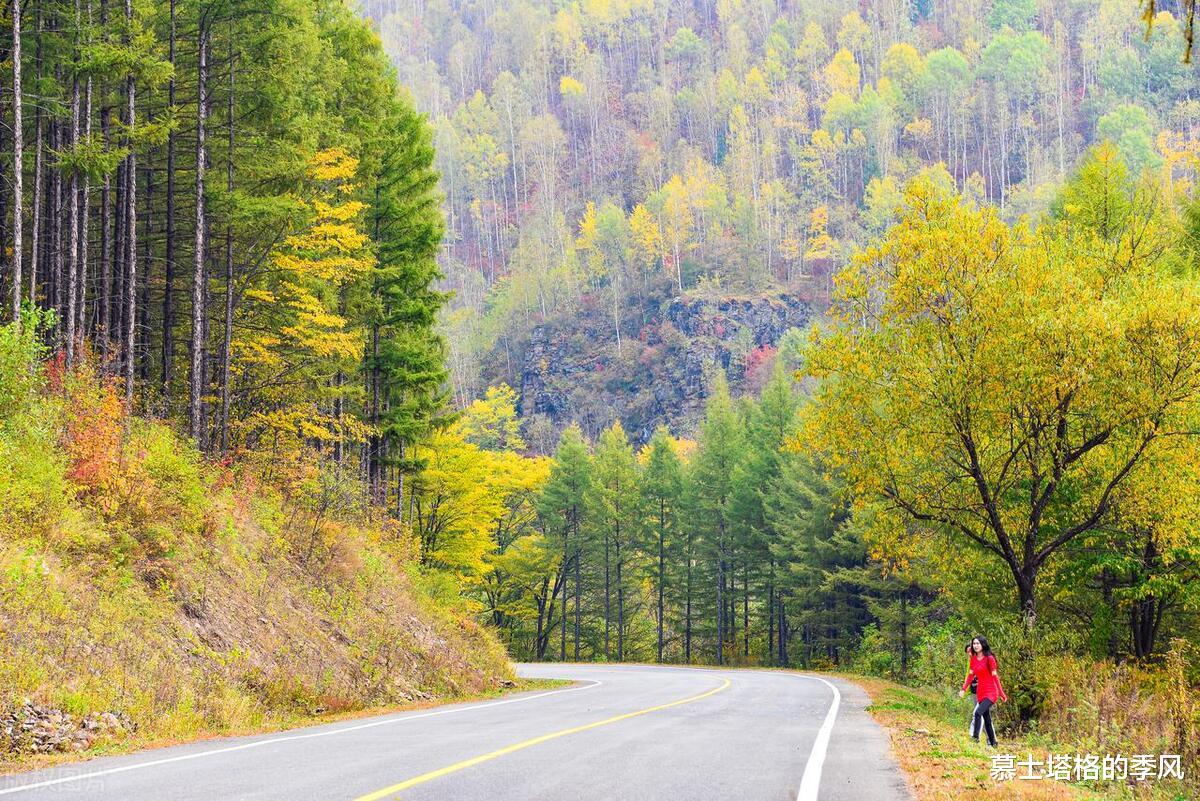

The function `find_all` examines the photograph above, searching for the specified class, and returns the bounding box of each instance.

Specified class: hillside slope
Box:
[361,0,1200,413]
[519,291,810,447]
[0,327,511,770]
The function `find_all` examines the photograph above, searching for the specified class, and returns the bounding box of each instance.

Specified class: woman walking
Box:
[958,636,1006,747]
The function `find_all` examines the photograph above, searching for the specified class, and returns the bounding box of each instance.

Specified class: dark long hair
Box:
[969,636,993,657]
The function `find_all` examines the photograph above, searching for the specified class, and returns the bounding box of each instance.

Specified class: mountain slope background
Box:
[359,0,1200,441]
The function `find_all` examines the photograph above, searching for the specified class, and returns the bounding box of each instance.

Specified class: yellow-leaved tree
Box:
[236,148,375,453]
[411,384,550,597]
[628,203,662,278]
[801,164,1200,627]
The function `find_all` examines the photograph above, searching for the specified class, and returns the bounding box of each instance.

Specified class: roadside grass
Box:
[0,359,519,778]
[0,678,566,777]
[846,676,1191,801]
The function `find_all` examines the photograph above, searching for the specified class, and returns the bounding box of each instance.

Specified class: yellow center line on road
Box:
[350,676,733,801]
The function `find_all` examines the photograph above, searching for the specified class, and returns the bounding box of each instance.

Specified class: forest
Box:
[364,0,1200,411]
[0,0,1198,796]
[0,0,449,511]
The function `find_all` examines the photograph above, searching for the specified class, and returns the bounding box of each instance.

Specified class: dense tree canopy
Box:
[804,158,1200,625]
[354,0,1200,407]
[0,0,447,518]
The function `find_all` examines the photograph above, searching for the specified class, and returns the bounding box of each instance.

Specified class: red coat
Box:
[963,653,1007,703]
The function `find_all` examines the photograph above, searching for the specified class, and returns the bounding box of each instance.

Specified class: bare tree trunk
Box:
[685,530,692,664]
[369,321,382,503]
[219,33,234,454]
[189,24,209,443]
[105,162,118,358]
[78,61,93,339]
[778,602,788,666]
[616,531,624,662]
[51,114,63,339]
[10,0,23,321]
[98,0,111,356]
[604,528,610,659]
[394,440,406,521]
[767,579,775,666]
[139,165,151,382]
[560,537,568,661]
[367,186,382,500]
[111,124,124,366]
[27,11,42,307]
[715,551,724,665]
[123,0,137,404]
[66,0,81,362]
[657,499,665,663]
[573,520,581,661]
[161,0,176,393]
[743,562,749,658]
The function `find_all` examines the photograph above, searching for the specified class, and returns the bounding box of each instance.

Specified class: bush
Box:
[0,405,68,539]
[851,624,898,677]
[0,314,47,423]
[0,317,67,540]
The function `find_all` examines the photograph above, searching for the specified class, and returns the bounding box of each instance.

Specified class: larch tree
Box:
[537,425,592,661]
[639,426,684,663]
[587,420,640,661]
[687,372,744,664]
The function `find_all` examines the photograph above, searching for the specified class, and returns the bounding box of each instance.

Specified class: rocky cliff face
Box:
[519,293,811,448]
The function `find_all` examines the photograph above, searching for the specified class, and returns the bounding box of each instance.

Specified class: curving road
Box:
[0,664,911,801]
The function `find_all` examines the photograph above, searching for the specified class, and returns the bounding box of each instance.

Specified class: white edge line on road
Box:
[0,680,601,797]
[793,675,841,801]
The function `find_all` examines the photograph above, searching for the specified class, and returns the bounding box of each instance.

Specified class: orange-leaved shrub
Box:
[50,354,209,578]
[59,359,124,494]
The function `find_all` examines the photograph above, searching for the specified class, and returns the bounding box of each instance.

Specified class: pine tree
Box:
[730,362,799,662]
[688,372,745,665]
[537,425,592,661]
[640,426,684,663]
[767,454,870,667]
[369,98,448,519]
[587,421,640,661]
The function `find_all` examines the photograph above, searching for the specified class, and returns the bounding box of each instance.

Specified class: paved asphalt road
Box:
[0,664,912,801]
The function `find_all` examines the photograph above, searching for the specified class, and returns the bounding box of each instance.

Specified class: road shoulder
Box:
[818,676,914,801]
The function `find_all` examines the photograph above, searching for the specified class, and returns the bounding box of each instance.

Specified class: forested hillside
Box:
[0,0,456,513]
[0,0,513,765]
[363,0,1200,429]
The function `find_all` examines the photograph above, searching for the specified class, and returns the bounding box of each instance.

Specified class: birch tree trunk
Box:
[123,0,137,404]
[189,25,209,443]
[162,0,177,393]
[10,0,23,321]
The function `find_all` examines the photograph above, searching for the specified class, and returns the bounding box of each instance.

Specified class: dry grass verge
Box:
[848,676,1191,801]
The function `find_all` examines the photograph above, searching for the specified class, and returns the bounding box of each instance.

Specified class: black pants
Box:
[972,698,997,746]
